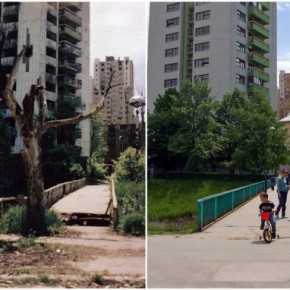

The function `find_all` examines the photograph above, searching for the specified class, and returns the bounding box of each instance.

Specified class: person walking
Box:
[270,172,276,191]
[276,169,289,219]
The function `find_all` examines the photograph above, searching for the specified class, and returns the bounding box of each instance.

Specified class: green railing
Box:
[197,180,270,230]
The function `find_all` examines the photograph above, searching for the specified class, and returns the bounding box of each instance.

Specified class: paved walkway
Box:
[148,187,290,288]
[51,184,111,218]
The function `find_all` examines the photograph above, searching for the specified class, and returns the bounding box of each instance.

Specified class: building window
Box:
[236,41,246,53]
[237,10,246,22]
[167,17,179,27]
[194,74,209,82]
[196,10,210,21]
[165,47,179,57]
[236,73,246,84]
[164,78,178,88]
[195,26,210,36]
[165,63,178,72]
[195,41,210,51]
[194,57,209,68]
[237,25,246,37]
[166,32,179,42]
[236,57,246,68]
[167,3,180,12]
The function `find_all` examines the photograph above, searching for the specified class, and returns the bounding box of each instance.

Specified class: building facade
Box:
[277,70,290,120]
[148,2,277,112]
[0,2,90,156]
[93,57,137,162]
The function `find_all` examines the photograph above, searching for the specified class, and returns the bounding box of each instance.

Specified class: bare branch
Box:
[40,70,122,135]
[1,49,26,123]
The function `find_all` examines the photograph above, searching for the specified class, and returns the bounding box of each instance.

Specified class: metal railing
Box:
[197,180,270,231]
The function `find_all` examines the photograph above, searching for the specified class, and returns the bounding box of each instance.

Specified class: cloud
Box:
[277,2,290,11]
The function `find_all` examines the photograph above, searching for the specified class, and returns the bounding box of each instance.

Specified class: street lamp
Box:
[129,95,145,211]
[264,126,275,192]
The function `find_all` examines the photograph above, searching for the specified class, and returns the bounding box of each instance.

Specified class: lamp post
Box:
[129,95,145,211]
[264,126,275,192]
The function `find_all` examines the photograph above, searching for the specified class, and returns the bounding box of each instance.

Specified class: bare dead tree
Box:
[0,36,122,235]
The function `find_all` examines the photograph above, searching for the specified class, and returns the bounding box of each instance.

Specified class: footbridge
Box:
[148,187,290,288]
[0,179,117,226]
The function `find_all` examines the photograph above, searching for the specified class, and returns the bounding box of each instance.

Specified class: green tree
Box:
[86,114,108,181]
[148,88,184,170]
[230,93,289,173]
[113,147,145,182]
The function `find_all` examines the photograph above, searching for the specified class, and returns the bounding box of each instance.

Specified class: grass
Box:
[148,178,253,235]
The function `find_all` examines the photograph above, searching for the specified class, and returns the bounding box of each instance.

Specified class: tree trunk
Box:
[22,129,47,236]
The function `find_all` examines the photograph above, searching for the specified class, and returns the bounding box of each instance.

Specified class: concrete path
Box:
[148,187,290,288]
[51,184,111,217]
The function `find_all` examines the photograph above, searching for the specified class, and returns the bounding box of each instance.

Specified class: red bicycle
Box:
[259,212,279,243]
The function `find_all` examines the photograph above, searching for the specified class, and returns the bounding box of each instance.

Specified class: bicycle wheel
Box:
[263,229,272,243]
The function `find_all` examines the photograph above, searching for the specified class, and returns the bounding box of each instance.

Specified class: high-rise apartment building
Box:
[277,70,290,120]
[0,2,90,156]
[93,57,136,162]
[148,2,277,112]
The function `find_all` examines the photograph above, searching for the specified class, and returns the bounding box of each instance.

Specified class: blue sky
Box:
[277,2,290,84]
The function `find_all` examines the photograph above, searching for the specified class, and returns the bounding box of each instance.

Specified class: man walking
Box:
[276,169,289,219]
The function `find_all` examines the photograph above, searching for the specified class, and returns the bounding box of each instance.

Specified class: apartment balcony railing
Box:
[3,39,17,50]
[248,67,269,82]
[59,41,82,57]
[261,2,270,11]
[248,21,269,39]
[59,57,82,73]
[47,22,58,34]
[1,56,14,67]
[59,8,82,27]
[3,5,19,17]
[59,24,82,43]
[45,73,57,85]
[2,22,18,32]
[248,83,269,96]
[47,39,57,50]
[249,36,270,53]
[58,75,82,90]
[59,2,82,12]
[248,52,269,68]
[248,5,270,25]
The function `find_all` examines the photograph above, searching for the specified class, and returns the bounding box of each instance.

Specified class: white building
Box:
[0,2,91,156]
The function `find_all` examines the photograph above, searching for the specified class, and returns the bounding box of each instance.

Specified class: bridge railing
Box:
[197,180,270,231]
[111,178,118,228]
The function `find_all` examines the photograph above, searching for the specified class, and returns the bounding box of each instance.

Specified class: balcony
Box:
[248,52,269,68]
[59,57,82,73]
[261,2,270,11]
[59,8,82,27]
[249,36,270,53]
[58,75,82,90]
[3,5,19,22]
[45,73,57,85]
[2,22,18,32]
[248,67,269,82]
[59,24,82,43]
[249,21,269,39]
[59,2,82,12]
[248,83,269,97]
[59,41,82,57]
[248,5,270,25]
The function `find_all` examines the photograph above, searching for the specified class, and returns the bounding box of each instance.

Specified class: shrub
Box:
[45,210,64,235]
[0,206,63,236]
[0,205,26,234]
[123,214,145,236]
[113,147,145,182]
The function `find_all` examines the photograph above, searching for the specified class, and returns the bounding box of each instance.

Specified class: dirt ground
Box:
[0,226,145,288]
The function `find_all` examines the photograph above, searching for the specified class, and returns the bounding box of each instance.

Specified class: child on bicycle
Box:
[259,192,277,239]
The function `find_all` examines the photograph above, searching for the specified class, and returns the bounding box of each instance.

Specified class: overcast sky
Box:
[277,2,290,85]
[90,2,146,95]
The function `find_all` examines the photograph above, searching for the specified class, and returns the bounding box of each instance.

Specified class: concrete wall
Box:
[44,178,86,208]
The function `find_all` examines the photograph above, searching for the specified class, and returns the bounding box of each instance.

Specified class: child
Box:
[259,192,277,239]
